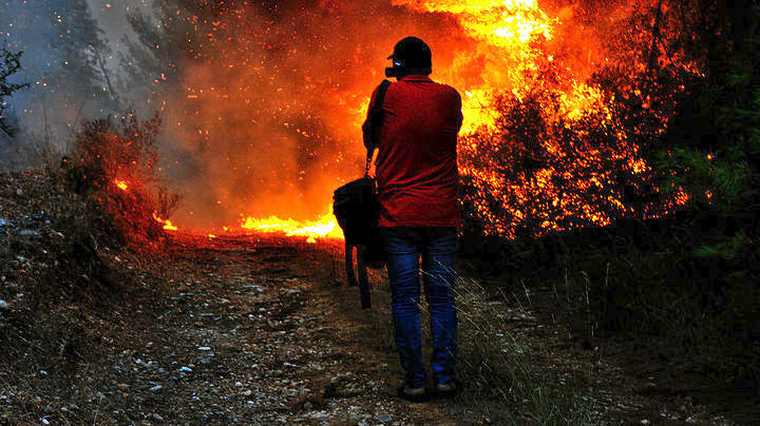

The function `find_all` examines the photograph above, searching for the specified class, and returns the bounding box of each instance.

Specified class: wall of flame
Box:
[145,0,699,241]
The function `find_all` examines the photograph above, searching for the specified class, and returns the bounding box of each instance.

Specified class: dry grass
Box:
[361,266,598,424]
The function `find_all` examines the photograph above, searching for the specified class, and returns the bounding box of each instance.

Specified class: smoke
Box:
[0,0,145,152]
[0,0,470,224]
[144,0,637,230]
[131,0,474,229]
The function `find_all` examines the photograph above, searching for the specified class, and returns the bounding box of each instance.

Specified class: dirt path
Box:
[140,235,448,425]
[0,234,455,425]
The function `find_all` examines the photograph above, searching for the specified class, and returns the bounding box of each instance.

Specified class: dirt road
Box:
[1,233,453,425]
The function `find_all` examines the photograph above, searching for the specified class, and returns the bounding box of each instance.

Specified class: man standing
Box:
[363,36,463,402]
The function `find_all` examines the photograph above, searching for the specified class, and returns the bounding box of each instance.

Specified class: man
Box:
[363,36,463,402]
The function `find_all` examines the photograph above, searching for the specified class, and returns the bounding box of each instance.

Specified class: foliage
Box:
[460,72,659,239]
[458,1,707,239]
[656,0,760,213]
[0,47,28,136]
[652,146,751,208]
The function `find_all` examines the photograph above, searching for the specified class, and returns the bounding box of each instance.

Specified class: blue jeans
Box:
[381,227,458,388]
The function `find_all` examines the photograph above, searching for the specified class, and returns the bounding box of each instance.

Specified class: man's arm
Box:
[452,89,464,133]
[362,85,381,150]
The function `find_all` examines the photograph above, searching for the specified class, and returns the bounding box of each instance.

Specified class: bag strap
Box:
[364,79,392,177]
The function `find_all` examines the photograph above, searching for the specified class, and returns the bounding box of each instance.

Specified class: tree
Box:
[47,0,119,118]
[0,47,28,137]
[119,0,228,101]
[655,0,759,211]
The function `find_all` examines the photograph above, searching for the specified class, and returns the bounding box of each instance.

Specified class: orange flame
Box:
[240,206,341,244]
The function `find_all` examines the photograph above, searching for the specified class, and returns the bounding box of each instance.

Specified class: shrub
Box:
[64,113,179,249]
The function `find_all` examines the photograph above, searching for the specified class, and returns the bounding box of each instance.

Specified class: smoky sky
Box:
[0,0,147,135]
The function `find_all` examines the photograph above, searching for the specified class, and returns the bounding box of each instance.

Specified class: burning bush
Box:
[454,0,713,239]
[65,113,180,248]
[459,64,680,238]
[460,77,652,238]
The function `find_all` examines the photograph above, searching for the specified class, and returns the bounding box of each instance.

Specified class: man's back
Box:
[372,75,463,228]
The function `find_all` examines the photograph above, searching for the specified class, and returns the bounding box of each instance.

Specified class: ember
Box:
[114,179,129,192]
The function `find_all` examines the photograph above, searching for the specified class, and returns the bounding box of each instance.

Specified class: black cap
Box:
[386,36,432,78]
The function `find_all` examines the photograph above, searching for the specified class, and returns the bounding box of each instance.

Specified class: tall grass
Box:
[363,267,598,424]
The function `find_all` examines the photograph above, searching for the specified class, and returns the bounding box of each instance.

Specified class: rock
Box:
[309,411,329,420]
[151,413,164,422]
[377,414,393,424]
[243,284,264,293]
[150,385,163,393]
[324,373,363,398]
[18,229,40,238]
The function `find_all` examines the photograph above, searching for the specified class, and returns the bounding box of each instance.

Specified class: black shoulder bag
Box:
[332,80,391,309]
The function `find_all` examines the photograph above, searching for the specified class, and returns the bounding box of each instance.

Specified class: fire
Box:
[404,0,557,133]
[152,212,179,232]
[143,0,700,241]
[397,0,696,237]
[402,0,553,47]
[241,206,342,244]
[114,179,129,192]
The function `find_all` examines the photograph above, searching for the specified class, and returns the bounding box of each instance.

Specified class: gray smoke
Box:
[0,0,150,166]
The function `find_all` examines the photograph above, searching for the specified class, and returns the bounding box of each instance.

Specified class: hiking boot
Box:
[433,380,461,399]
[397,383,429,403]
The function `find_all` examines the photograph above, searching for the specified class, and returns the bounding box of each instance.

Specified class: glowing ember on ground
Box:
[152,213,179,232]
[114,179,129,192]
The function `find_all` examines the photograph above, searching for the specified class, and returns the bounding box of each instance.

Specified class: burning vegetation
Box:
[64,114,180,248]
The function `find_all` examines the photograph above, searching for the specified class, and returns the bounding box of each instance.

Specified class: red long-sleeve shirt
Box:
[364,75,463,228]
